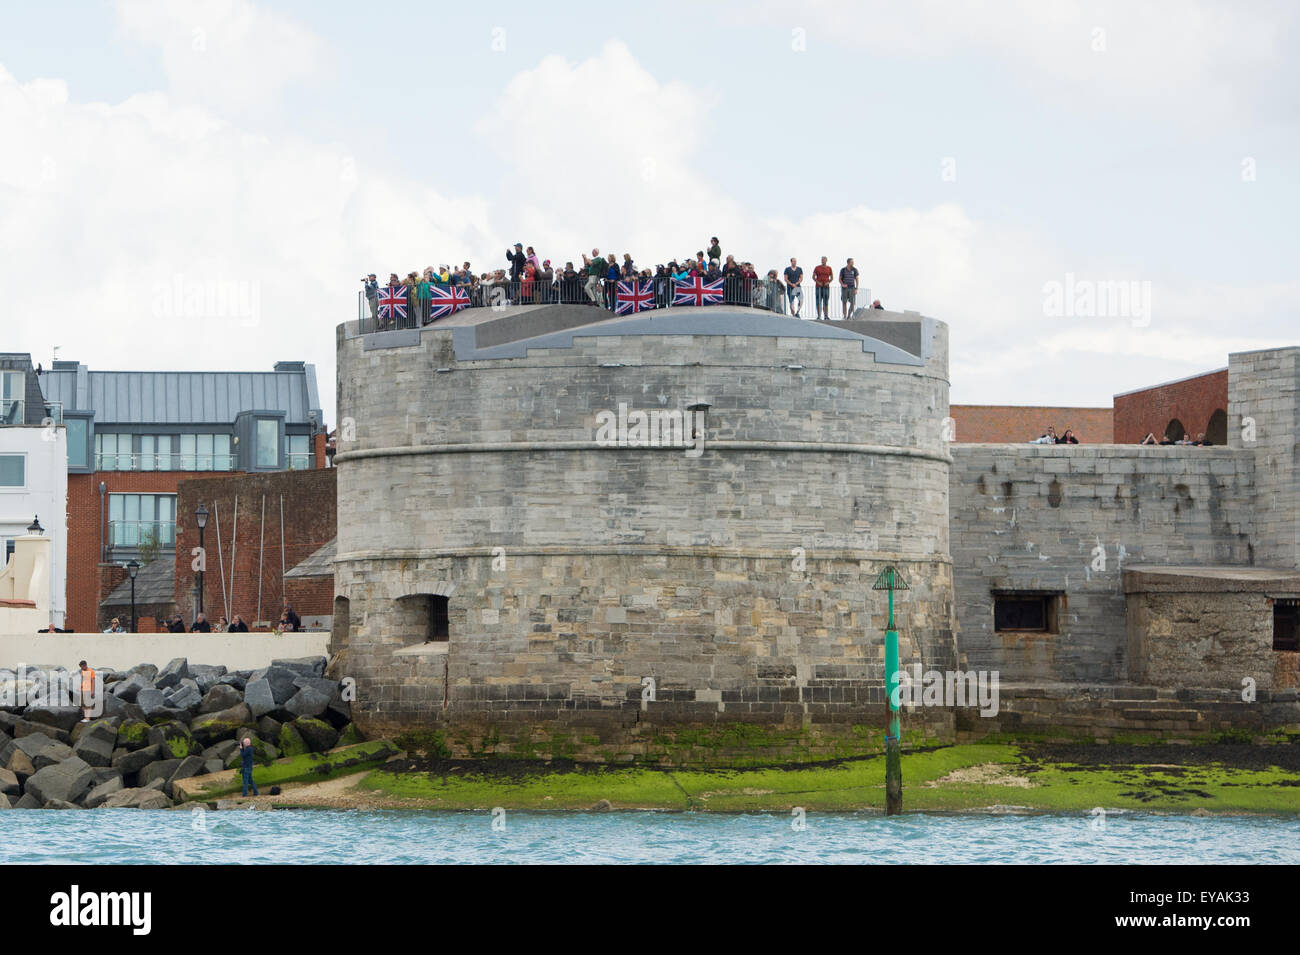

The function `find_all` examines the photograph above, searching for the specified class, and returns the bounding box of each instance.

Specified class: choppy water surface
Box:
[1,810,1296,864]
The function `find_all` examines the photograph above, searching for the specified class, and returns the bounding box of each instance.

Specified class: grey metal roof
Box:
[284,538,335,579]
[101,558,176,607]
[38,364,321,426]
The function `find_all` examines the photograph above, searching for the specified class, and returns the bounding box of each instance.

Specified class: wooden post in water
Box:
[873,566,909,816]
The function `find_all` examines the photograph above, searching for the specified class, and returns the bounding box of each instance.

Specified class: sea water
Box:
[2,810,1297,864]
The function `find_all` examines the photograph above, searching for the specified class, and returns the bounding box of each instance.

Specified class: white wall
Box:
[0,630,330,672]
[0,426,67,626]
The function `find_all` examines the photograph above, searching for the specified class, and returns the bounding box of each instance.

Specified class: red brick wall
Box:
[174,469,336,628]
[67,470,224,633]
[1112,369,1228,444]
[949,406,1114,443]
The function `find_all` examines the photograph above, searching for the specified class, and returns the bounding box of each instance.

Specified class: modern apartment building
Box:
[36,359,324,630]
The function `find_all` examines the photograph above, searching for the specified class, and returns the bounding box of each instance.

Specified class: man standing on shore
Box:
[78,660,96,722]
[239,737,259,797]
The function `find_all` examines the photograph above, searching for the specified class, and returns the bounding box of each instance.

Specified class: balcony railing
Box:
[354,278,872,334]
[94,452,237,472]
[287,451,312,470]
[108,520,177,549]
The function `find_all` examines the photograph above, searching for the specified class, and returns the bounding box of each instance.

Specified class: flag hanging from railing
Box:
[378,286,407,321]
[428,285,470,320]
[615,280,657,315]
[672,276,725,307]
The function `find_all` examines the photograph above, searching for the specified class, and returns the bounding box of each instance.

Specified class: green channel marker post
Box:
[873,565,909,815]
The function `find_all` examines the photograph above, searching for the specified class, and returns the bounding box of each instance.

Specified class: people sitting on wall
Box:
[1159,433,1177,445]
[103,617,125,633]
[872,299,884,309]
[282,603,302,631]
[167,614,187,633]
[216,615,230,632]
[1056,429,1080,444]
[1140,432,1159,445]
[1030,426,1059,444]
[1194,432,1211,446]
[228,614,250,633]
[191,613,212,633]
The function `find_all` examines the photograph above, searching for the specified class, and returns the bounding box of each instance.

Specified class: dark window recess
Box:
[1274,601,1299,652]
[993,592,1061,633]
[430,595,449,641]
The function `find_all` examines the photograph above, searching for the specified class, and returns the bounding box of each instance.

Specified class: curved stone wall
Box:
[333,310,955,749]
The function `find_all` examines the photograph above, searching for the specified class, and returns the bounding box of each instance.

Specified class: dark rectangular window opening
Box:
[429,595,449,642]
[1274,600,1299,652]
[993,591,1062,634]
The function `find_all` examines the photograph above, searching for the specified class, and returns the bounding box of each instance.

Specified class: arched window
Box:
[1165,418,1185,442]
[1206,409,1227,446]
[332,596,350,646]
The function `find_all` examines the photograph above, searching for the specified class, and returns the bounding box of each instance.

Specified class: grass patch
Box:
[174,740,399,801]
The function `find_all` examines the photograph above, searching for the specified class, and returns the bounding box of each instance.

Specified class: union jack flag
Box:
[377,285,407,321]
[673,276,724,307]
[427,284,470,320]
[615,280,656,315]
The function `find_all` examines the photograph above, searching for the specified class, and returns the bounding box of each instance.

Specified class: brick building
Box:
[1112,367,1228,445]
[37,359,324,631]
[949,405,1113,443]
[173,468,336,630]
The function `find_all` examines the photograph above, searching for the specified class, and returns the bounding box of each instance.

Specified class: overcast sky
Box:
[2,0,1296,427]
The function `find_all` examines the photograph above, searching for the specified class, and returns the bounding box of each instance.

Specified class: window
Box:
[95,432,133,471]
[0,454,24,487]
[1274,600,1299,652]
[993,591,1061,633]
[0,371,22,423]
[256,418,279,468]
[108,493,177,549]
[287,434,312,469]
[178,433,232,471]
[139,435,173,471]
[395,593,450,644]
[65,417,89,470]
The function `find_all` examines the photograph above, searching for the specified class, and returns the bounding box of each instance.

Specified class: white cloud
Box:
[114,0,325,116]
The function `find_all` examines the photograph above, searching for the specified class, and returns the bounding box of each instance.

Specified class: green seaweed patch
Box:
[180,740,400,801]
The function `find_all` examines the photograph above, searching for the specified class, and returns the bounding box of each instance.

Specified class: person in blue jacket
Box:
[239,737,259,797]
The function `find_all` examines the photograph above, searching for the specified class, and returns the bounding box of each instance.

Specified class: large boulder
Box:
[224,734,277,768]
[190,704,253,746]
[12,792,42,809]
[15,719,71,745]
[26,756,95,804]
[165,755,208,797]
[90,766,123,786]
[83,776,124,808]
[111,673,153,703]
[198,684,243,715]
[125,663,159,683]
[277,722,309,757]
[202,759,225,775]
[72,720,119,768]
[273,657,327,679]
[112,743,164,779]
[137,759,183,789]
[147,722,196,759]
[101,787,171,809]
[284,685,331,720]
[33,741,76,770]
[202,739,240,764]
[155,658,190,691]
[100,692,128,720]
[43,798,84,809]
[257,667,301,705]
[190,664,228,694]
[257,716,282,743]
[115,719,152,751]
[6,749,35,784]
[166,682,203,715]
[291,717,339,754]
[0,767,19,797]
[134,688,169,719]
[23,706,82,734]
[216,672,248,692]
[336,723,364,747]
[11,732,57,761]
[242,679,276,718]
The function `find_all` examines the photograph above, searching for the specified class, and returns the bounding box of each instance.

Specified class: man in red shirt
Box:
[812,256,833,320]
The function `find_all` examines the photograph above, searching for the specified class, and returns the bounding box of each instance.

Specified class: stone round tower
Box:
[333,304,955,761]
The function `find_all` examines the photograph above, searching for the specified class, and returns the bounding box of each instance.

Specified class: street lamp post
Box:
[127,560,139,632]
[195,503,209,617]
[873,565,910,816]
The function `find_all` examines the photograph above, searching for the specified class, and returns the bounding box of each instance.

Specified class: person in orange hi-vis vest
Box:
[78,660,96,723]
